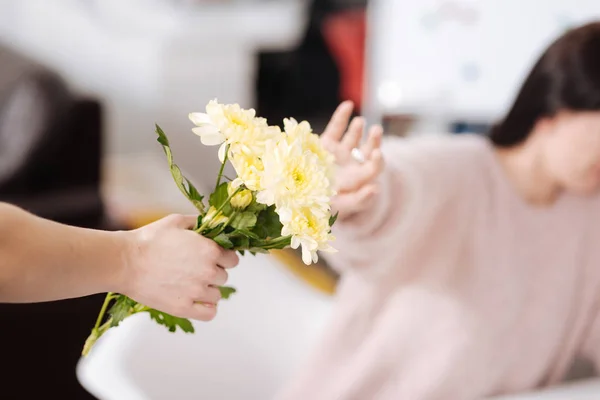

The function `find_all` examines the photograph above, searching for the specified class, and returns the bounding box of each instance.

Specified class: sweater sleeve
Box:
[323,134,471,280]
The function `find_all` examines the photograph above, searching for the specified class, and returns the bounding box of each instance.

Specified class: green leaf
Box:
[155,123,170,147]
[235,229,260,240]
[185,178,205,210]
[231,234,250,250]
[109,295,137,328]
[170,164,187,196]
[209,182,229,209]
[238,250,245,256]
[218,286,237,299]
[230,212,257,230]
[148,309,195,333]
[246,200,267,213]
[213,233,234,249]
[254,206,283,239]
[329,212,339,228]
[195,215,203,230]
[203,226,223,239]
[155,124,205,213]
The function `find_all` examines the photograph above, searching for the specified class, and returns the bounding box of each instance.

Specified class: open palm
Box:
[321,101,385,219]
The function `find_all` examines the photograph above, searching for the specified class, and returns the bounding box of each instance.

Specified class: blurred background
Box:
[1,0,600,399]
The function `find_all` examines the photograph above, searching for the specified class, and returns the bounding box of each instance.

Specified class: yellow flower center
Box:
[306,214,317,230]
[292,168,307,189]
[228,115,248,128]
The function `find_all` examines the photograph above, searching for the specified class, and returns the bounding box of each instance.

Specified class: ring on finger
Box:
[351,147,366,164]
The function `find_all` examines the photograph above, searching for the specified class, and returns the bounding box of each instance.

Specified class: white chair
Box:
[76,253,333,400]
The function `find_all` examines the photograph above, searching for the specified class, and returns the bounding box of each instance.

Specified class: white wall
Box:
[365,0,600,129]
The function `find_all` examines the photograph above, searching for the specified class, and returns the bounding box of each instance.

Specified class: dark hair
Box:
[490,21,600,147]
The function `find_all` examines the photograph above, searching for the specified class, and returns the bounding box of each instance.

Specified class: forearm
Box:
[0,203,128,303]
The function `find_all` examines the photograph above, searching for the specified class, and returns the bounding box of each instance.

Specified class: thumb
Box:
[163,214,199,230]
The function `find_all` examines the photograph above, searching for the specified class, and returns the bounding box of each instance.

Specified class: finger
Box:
[341,116,365,151]
[360,125,383,159]
[217,249,239,269]
[337,151,384,193]
[208,266,229,286]
[194,286,222,305]
[187,303,218,321]
[333,184,379,216]
[321,101,354,142]
[165,214,198,229]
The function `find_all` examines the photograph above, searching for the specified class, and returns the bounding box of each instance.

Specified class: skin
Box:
[0,204,239,321]
[496,110,600,205]
[324,102,600,214]
[321,101,385,220]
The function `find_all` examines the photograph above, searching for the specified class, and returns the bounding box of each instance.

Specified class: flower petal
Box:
[192,127,225,146]
[301,246,313,265]
[189,112,213,126]
[218,143,228,162]
[231,178,244,189]
[256,190,275,206]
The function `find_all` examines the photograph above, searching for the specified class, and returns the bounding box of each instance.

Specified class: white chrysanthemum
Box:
[279,207,336,265]
[283,118,335,176]
[256,136,333,212]
[189,99,279,162]
[229,152,265,192]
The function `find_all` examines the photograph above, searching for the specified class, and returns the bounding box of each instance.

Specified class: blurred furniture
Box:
[0,45,106,399]
[322,8,366,111]
[77,253,334,400]
[363,0,600,135]
[257,0,368,130]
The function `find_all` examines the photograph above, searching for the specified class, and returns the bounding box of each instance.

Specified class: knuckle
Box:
[172,304,190,319]
[206,242,222,259]
[204,266,219,282]
[193,281,207,295]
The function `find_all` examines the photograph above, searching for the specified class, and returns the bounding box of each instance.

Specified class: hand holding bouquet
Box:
[82,100,338,356]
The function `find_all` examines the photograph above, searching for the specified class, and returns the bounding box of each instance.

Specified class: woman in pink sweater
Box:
[279,22,600,399]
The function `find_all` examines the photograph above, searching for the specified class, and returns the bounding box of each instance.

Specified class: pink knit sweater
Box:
[278,134,600,399]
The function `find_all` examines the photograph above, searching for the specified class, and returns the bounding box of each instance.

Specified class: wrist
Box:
[105,230,138,295]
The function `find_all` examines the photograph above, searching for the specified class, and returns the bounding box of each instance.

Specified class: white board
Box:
[365,0,600,124]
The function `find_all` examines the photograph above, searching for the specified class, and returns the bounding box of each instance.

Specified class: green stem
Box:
[260,235,292,248]
[215,144,230,190]
[94,292,115,332]
[195,188,242,234]
[214,211,238,237]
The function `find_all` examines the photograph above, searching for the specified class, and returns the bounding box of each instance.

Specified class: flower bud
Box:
[231,189,253,210]
[205,206,229,229]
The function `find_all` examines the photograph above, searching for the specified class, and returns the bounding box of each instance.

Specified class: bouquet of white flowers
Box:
[82,100,338,356]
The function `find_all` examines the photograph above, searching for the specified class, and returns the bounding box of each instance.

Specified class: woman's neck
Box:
[494,142,561,206]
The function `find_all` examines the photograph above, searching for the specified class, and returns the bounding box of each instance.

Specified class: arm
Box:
[321,102,455,278]
[0,202,128,302]
[0,202,238,320]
